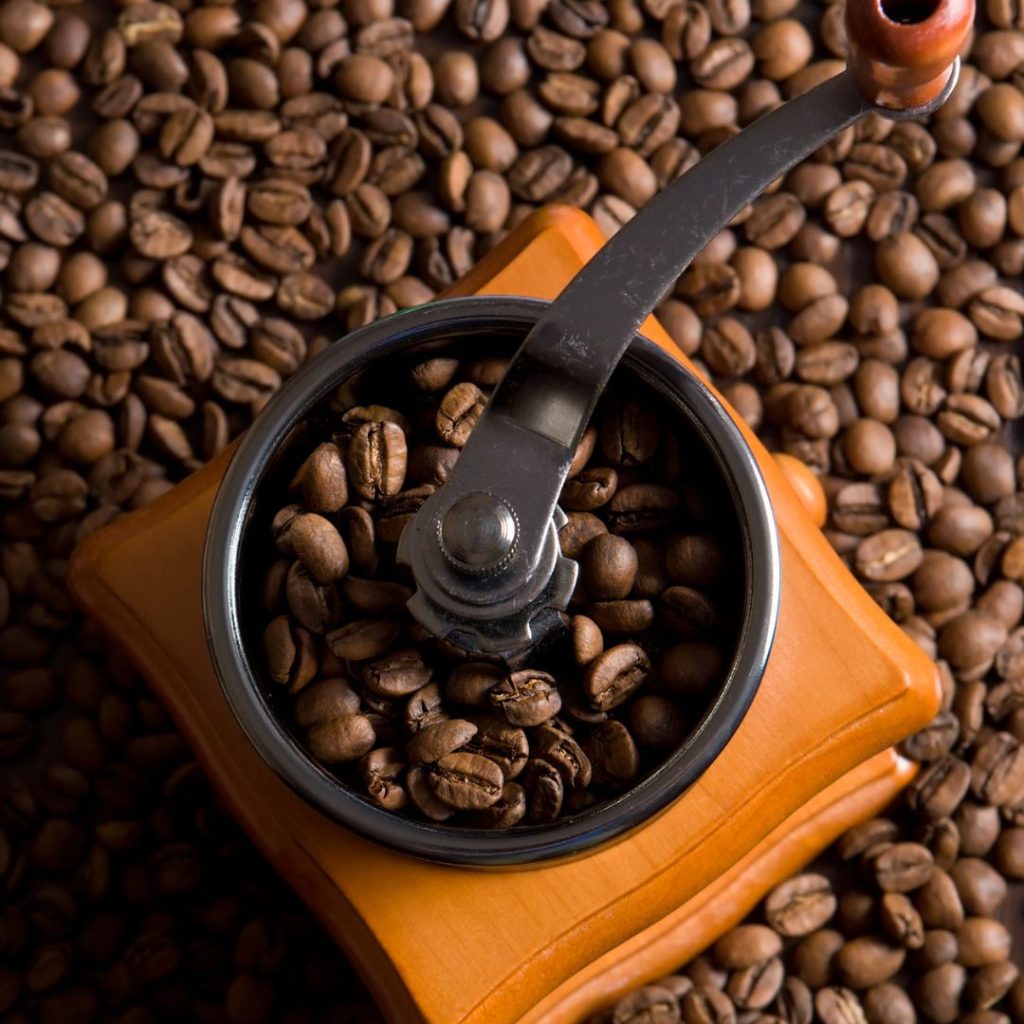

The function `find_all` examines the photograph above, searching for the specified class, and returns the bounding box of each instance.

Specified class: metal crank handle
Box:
[398,0,974,655]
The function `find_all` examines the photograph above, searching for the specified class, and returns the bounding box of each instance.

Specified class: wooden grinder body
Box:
[68,205,942,1024]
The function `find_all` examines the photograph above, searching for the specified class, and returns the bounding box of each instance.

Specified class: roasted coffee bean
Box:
[505,144,572,201]
[406,690,450,744]
[765,874,837,936]
[288,514,349,585]
[405,765,455,820]
[844,418,896,475]
[938,394,1001,446]
[130,209,192,259]
[691,37,754,90]
[867,189,919,241]
[971,731,1024,806]
[714,924,783,969]
[327,618,400,661]
[908,753,972,818]
[427,751,503,809]
[871,842,934,892]
[295,678,361,729]
[436,381,486,446]
[359,747,407,810]
[25,190,83,245]
[681,984,735,1024]
[986,354,1024,419]
[454,0,510,41]
[855,530,924,583]
[580,533,637,599]
[285,559,342,634]
[534,724,592,789]
[957,918,1012,967]
[613,986,681,1023]
[463,717,528,777]
[299,443,348,514]
[677,263,740,317]
[603,483,679,535]
[584,720,639,785]
[519,757,563,822]
[816,987,868,1024]
[628,694,686,748]
[728,955,784,1008]
[405,716,477,765]
[562,466,618,511]
[0,712,36,759]
[489,671,562,726]
[970,285,1024,341]
[901,358,947,419]
[703,317,756,375]
[0,148,35,190]
[600,398,660,465]
[949,858,1007,917]
[658,641,721,697]
[363,649,432,698]
[341,579,410,619]
[307,714,376,763]
[913,554,974,615]
[348,421,408,500]
[785,930,843,991]
[665,535,722,589]
[446,663,502,710]
[468,780,526,827]
[875,231,940,299]
[879,892,925,950]
[584,644,650,711]
[746,192,805,249]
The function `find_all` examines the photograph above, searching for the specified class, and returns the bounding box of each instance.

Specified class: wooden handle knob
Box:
[845,0,974,109]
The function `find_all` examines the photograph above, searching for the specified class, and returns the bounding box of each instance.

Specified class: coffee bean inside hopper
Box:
[257,360,743,826]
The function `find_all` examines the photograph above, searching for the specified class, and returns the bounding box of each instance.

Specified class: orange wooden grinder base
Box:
[68,206,941,1024]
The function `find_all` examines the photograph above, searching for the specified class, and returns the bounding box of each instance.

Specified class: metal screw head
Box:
[439,492,518,574]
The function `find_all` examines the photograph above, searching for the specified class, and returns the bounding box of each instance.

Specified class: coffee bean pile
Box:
[0,0,1020,1015]
[590,826,1024,1024]
[259,364,740,824]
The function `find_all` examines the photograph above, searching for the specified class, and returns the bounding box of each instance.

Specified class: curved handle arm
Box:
[494,70,873,459]
[399,0,973,654]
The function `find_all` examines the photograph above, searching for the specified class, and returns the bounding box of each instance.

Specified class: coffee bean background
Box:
[0,0,1022,1019]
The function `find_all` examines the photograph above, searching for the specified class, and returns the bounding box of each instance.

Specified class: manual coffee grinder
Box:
[70,0,974,1019]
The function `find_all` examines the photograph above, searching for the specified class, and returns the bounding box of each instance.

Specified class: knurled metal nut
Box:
[435,501,519,577]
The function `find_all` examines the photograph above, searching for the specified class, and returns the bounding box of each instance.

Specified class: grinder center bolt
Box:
[439,492,518,575]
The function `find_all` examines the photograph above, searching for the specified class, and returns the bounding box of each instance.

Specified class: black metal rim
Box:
[202,295,782,867]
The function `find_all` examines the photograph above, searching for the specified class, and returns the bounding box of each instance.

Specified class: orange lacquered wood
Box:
[68,205,940,1024]
[773,454,828,529]
[524,749,916,1024]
